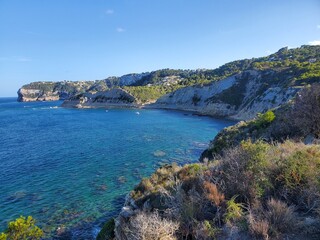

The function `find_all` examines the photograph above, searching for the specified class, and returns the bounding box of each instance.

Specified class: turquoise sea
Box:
[0,97,235,239]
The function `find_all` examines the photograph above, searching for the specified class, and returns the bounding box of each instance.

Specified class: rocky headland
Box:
[17,73,148,102]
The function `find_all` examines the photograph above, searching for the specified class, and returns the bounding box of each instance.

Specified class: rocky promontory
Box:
[17,81,96,102]
[17,73,149,102]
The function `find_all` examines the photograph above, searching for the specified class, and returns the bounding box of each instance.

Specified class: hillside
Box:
[100,84,320,240]
[149,46,320,120]
[17,45,320,120]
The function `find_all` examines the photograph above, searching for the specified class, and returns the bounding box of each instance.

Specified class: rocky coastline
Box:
[14,45,320,239]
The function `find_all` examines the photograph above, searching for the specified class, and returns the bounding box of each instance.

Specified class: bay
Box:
[0,97,234,239]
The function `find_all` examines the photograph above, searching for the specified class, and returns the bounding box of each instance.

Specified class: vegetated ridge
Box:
[18,45,320,120]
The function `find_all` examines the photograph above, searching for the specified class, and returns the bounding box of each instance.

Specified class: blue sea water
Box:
[0,97,235,239]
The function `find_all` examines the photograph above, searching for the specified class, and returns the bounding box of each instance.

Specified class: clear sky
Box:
[0,0,319,97]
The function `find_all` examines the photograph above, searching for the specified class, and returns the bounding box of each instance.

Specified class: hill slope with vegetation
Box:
[102,84,320,240]
[150,45,320,120]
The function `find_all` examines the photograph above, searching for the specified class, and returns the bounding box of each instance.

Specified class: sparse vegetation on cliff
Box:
[202,83,320,160]
[114,139,320,240]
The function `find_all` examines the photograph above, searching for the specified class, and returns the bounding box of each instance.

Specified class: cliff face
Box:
[17,88,59,102]
[118,73,150,86]
[148,75,236,114]
[150,70,300,120]
[17,81,96,102]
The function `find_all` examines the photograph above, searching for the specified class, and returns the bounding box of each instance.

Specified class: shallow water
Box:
[0,97,235,239]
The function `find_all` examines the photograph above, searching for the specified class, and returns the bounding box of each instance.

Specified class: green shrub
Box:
[178,163,204,180]
[254,110,276,128]
[195,220,219,239]
[218,140,272,202]
[0,216,43,240]
[224,196,244,223]
[272,142,320,210]
[0,233,7,240]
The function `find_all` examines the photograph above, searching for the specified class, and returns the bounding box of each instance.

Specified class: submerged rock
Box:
[153,150,166,157]
[117,176,127,184]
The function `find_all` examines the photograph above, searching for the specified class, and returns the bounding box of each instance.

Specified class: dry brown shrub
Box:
[203,181,225,206]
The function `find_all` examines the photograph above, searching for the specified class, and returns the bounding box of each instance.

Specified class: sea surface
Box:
[0,97,235,239]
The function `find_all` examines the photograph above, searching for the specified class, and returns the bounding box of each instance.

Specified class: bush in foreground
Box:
[0,216,43,240]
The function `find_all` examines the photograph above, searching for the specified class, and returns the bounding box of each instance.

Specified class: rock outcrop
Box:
[61,88,139,108]
[17,87,61,102]
[147,74,237,114]
[17,81,95,102]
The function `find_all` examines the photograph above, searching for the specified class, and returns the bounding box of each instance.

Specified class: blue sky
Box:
[0,0,319,97]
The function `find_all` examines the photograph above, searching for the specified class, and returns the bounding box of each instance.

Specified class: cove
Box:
[0,98,235,239]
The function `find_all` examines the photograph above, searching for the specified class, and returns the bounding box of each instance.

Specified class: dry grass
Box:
[247,198,296,239]
[248,213,270,240]
[265,198,296,234]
